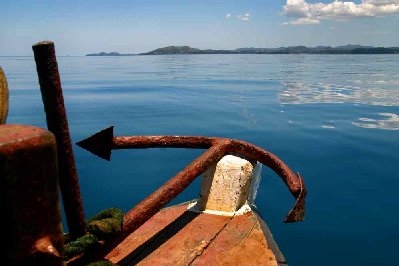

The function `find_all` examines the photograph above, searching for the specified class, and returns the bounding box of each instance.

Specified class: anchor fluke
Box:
[284,173,306,223]
[77,126,114,161]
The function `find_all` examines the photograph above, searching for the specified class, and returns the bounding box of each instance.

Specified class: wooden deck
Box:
[106,203,287,266]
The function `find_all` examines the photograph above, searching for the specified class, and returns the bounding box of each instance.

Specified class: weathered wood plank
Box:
[129,212,230,265]
[191,212,278,266]
[106,203,283,266]
[106,203,189,263]
[253,211,287,265]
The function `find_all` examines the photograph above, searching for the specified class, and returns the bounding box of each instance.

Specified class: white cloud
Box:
[238,13,250,21]
[283,0,399,25]
[225,13,231,19]
[283,17,320,25]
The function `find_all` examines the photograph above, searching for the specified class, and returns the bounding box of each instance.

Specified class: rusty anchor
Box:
[77,126,307,242]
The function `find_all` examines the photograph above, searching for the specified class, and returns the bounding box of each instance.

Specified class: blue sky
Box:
[1,0,399,55]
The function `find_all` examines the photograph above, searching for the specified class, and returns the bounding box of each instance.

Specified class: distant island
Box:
[86,45,399,56]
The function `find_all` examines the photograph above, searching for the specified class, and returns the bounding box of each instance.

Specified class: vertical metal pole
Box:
[0,67,9,124]
[0,125,65,265]
[32,41,86,238]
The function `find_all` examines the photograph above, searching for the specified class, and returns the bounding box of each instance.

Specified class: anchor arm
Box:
[77,128,307,223]
[227,139,306,222]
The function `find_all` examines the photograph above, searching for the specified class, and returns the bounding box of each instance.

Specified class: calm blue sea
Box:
[1,54,399,265]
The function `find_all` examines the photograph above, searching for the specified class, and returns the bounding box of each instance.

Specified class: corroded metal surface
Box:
[0,125,64,265]
[33,41,86,238]
[0,67,9,124]
[284,173,306,223]
[106,203,279,266]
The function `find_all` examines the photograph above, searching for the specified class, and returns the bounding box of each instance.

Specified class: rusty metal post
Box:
[0,67,9,124]
[0,125,65,265]
[32,41,86,238]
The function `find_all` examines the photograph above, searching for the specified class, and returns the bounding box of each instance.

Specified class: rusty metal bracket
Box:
[77,126,307,241]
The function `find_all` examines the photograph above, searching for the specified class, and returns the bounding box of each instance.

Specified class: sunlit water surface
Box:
[1,54,398,266]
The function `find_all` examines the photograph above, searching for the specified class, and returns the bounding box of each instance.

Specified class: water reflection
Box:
[321,125,335,129]
[352,113,399,131]
[279,82,399,107]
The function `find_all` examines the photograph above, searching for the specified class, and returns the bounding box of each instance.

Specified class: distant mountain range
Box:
[86,45,399,56]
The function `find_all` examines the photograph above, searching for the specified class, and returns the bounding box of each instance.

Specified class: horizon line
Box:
[2,44,399,57]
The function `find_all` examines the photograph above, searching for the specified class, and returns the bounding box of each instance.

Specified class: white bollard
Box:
[196,155,262,214]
